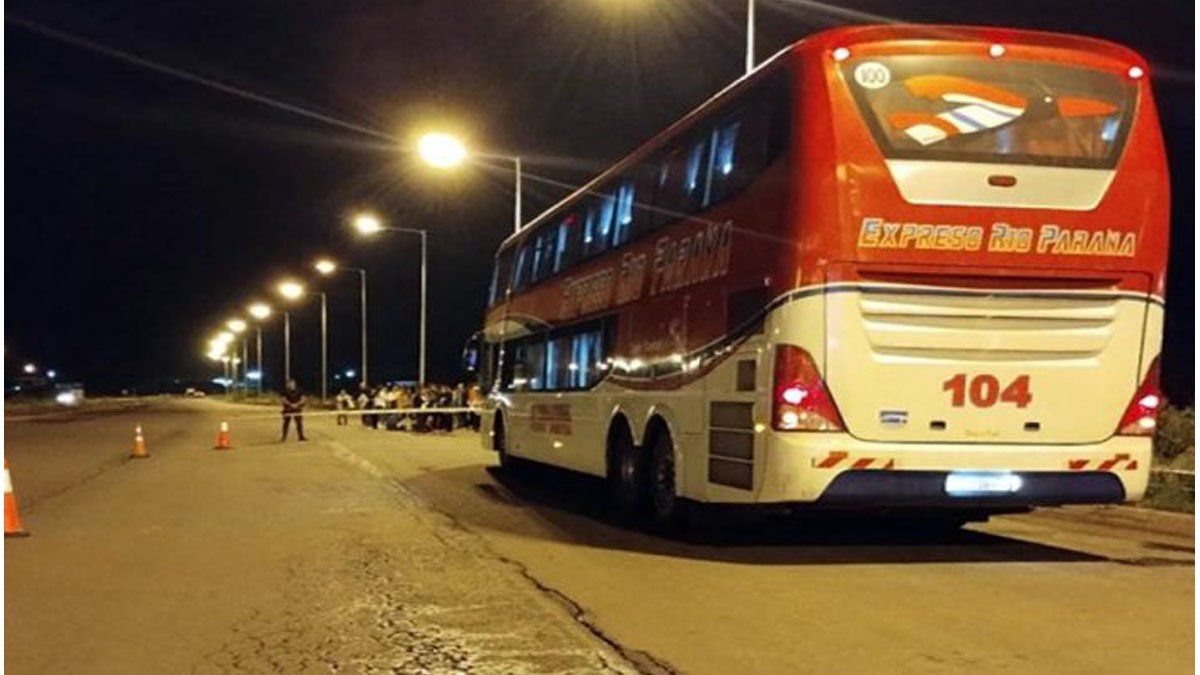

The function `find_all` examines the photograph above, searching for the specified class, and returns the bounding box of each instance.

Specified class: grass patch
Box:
[1143,406,1195,513]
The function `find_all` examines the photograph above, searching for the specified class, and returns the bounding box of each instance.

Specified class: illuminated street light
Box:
[353,213,383,235]
[275,280,307,382]
[277,280,305,300]
[22,363,36,374]
[226,318,247,333]
[217,331,235,343]
[414,130,523,233]
[248,303,272,320]
[417,132,467,168]
[348,212,428,384]
[315,254,370,387]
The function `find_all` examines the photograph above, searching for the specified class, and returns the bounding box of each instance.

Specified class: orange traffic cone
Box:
[214,421,232,450]
[5,459,29,537]
[130,424,149,459]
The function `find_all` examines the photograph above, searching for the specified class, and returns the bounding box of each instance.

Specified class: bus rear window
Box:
[841,55,1135,168]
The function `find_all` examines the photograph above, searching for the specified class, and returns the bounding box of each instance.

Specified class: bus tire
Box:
[494,414,517,471]
[606,418,644,517]
[648,426,690,532]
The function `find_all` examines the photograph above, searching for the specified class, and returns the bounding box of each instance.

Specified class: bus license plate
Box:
[944,472,1022,496]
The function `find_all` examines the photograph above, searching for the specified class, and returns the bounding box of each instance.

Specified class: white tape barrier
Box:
[228,406,483,422]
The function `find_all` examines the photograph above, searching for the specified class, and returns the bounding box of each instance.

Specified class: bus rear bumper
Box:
[749,434,1151,507]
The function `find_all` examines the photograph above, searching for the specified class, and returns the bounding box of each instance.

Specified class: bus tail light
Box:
[1117,357,1163,436]
[772,345,844,432]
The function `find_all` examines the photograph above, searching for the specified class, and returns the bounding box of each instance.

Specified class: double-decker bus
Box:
[472,24,1169,529]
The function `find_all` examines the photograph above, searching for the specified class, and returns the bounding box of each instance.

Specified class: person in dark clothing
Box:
[280,379,308,441]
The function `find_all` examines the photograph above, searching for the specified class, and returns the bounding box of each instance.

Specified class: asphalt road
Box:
[5,398,1194,674]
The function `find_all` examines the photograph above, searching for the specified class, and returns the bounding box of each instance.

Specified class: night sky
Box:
[5,1,1194,403]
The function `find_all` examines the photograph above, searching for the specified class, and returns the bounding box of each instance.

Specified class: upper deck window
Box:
[582,194,616,257]
[841,55,1135,168]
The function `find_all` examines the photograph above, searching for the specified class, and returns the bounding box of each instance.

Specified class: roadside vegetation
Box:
[1144,406,1195,513]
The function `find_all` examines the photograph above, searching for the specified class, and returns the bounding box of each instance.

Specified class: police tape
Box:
[221,406,484,422]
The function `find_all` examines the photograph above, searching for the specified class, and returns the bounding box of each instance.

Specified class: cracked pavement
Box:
[6,399,638,674]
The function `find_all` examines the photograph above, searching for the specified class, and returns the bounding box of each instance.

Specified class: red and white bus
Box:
[472,24,1169,528]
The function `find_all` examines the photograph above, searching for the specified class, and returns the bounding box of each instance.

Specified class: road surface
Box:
[5,398,1194,674]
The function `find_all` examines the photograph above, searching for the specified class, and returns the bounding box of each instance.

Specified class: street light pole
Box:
[319,291,328,403]
[350,218,426,384]
[513,156,522,233]
[418,231,427,385]
[242,338,249,394]
[283,310,291,383]
[255,326,263,394]
[359,269,368,387]
[746,0,755,74]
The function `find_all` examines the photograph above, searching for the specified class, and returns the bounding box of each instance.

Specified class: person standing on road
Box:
[280,379,308,441]
[357,382,370,427]
[335,388,353,426]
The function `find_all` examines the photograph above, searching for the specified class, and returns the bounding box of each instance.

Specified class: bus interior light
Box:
[772,345,844,432]
[1117,357,1163,436]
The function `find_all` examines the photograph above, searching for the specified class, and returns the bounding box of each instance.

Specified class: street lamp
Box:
[352,215,428,385]
[416,132,522,233]
[417,132,467,168]
[315,257,368,392]
[275,280,305,383]
[247,302,272,394]
[746,0,755,74]
[353,213,382,235]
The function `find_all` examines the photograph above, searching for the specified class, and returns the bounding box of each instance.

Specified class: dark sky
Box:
[5,0,1194,402]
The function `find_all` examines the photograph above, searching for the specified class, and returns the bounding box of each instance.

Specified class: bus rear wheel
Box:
[648,429,690,532]
[607,422,644,517]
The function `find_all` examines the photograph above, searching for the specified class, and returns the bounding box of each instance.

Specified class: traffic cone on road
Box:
[5,459,30,538]
[214,421,232,450]
[130,424,149,459]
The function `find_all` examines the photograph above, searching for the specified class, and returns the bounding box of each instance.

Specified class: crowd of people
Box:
[333,382,485,433]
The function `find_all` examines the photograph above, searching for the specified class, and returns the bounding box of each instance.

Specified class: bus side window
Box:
[553,213,578,273]
[573,329,604,388]
[707,116,743,204]
[511,244,531,292]
[488,249,513,306]
[582,193,616,258]
[545,334,573,390]
[531,227,556,283]
[652,149,688,228]
[521,339,546,390]
[682,135,711,212]
[612,179,636,246]
[528,231,546,284]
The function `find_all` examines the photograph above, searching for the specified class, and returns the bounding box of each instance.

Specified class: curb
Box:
[1029,504,1194,540]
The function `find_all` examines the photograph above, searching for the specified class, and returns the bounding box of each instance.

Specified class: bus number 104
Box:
[942,374,1032,408]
